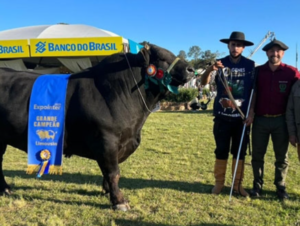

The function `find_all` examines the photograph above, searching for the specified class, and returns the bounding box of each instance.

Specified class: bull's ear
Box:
[136,46,150,67]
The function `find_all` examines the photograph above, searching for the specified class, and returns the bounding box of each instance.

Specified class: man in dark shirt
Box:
[201,31,255,197]
[248,39,300,199]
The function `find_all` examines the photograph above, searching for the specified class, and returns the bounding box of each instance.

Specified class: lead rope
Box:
[123,52,153,113]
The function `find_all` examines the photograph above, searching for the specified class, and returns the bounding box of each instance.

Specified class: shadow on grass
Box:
[222,186,300,204]
[4,170,300,204]
[4,170,212,194]
[19,192,111,209]
[115,219,239,226]
[157,110,214,115]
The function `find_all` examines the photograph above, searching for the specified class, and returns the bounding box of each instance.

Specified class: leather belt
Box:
[263,114,283,117]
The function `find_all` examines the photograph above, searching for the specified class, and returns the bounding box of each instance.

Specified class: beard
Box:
[269,56,281,64]
[230,52,241,59]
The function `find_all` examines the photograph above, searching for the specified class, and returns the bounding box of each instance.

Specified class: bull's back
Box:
[0,68,40,148]
[63,69,147,160]
[0,69,38,105]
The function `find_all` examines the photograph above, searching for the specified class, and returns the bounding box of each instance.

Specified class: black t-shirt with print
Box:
[213,55,255,122]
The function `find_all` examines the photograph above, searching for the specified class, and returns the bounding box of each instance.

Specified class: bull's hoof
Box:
[113,202,131,211]
[0,188,12,196]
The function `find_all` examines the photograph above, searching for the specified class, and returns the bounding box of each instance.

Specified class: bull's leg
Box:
[0,143,11,195]
[101,177,110,196]
[87,135,130,211]
[97,159,130,211]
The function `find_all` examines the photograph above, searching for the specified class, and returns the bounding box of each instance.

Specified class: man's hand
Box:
[244,115,254,126]
[209,61,224,71]
[201,61,224,85]
[289,135,300,161]
[244,111,254,126]
[289,135,298,147]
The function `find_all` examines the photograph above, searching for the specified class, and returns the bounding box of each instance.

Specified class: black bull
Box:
[0,44,194,211]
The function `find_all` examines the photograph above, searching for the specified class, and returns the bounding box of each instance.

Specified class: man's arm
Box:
[244,92,256,126]
[200,61,224,86]
[244,66,258,126]
[200,66,214,85]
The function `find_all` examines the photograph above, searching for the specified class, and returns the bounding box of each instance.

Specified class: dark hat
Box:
[220,31,254,46]
[262,39,289,51]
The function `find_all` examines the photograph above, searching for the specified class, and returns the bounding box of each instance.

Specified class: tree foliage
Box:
[177,50,187,60]
[163,88,198,102]
[187,46,201,60]
[178,45,223,69]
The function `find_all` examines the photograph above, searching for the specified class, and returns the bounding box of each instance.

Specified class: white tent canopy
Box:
[0,24,128,43]
[0,24,128,73]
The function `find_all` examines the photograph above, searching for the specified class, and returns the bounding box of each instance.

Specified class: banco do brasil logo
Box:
[36,41,46,53]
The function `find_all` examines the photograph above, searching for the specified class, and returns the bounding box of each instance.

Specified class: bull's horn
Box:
[144,43,150,50]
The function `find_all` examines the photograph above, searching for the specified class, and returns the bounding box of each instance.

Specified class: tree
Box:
[198,50,220,68]
[177,50,187,60]
[189,50,223,69]
[187,46,201,61]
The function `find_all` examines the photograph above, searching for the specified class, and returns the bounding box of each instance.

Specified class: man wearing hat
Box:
[201,31,255,197]
[248,39,300,199]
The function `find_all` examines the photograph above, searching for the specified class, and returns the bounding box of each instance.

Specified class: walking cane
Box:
[229,69,258,201]
[229,90,253,201]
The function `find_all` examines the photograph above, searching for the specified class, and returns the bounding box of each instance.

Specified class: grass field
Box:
[1,108,300,226]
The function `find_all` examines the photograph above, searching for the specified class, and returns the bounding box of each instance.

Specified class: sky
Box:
[0,0,300,68]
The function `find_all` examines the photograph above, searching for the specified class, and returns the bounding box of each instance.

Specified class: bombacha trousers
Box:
[251,115,289,190]
[213,117,249,160]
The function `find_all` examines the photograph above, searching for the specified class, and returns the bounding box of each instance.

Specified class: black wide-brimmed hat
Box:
[220,31,254,46]
[262,39,289,51]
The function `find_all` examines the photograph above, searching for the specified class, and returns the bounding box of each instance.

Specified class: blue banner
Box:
[128,39,144,54]
[27,74,71,177]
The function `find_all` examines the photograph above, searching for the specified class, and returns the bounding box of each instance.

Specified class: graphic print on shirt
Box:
[279,81,288,93]
[219,67,245,114]
[219,98,244,112]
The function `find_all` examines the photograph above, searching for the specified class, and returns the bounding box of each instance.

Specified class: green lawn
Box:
[1,109,300,226]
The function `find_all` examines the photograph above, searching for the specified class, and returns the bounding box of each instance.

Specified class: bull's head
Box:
[136,43,195,94]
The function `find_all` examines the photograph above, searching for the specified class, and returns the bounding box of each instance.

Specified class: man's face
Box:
[228,41,245,58]
[267,46,284,65]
